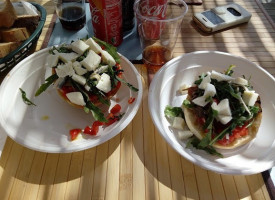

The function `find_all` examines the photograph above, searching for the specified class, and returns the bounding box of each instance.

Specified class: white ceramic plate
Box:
[149,51,275,175]
[0,48,142,153]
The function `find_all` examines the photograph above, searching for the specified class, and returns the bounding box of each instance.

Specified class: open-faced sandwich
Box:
[165,65,262,157]
[20,37,138,140]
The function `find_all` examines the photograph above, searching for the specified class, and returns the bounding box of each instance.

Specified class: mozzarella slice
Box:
[199,74,211,89]
[71,40,89,55]
[233,77,248,86]
[101,50,116,66]
[81,50,101,71]
[94,65,109,74]
[172,117,185,130]
[243,90,259,106]
[217,99,231,116]
[46,54,59,68]
[211,70,235,82]
[177,130,193,140]
[66,92,86,106]
[72,61,87,75]
[203,83,216,98]
[192,96,209,107]
[216,115,232,125]
[56,62,75,78]
[58,52,79,63]
[96,73,111,93]
[85,38,102,53]
[72,74,86,86]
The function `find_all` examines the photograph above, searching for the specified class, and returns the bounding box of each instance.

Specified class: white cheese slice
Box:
[84,84,91,92]
[96,73,111,93]
[211,70,235,82]
[46,54,59,68]
[192,96,209,107]
[66,92,86,106]
[172,117,185,130]
[58,52,79,63]
[72,74,86,86]
[56,62,75,78]
[101,50,116,66]
[81,50,101,71]
[199,74,211,89]
[94,65,109,74]
[216,115,232,125]
[85,37,102,53]
[216,99,231,116]
[242,90,259,106]
[233,77,248,86]
[72,61,87,75]
[177,130,193,140]
[203,83,216,98]
[71,40,89,55]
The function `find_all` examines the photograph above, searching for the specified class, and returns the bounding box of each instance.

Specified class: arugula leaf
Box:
[115,76,139,92]
[164,106,183,118]
[225,65,236,76]
[182,99,193,108]
[35,74,58,96]
[187,137,223,157]
[85,101,108,122]
[19,88,36,106]
[92,37,120,64]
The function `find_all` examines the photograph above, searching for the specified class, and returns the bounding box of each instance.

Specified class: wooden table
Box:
[0,0,275,199]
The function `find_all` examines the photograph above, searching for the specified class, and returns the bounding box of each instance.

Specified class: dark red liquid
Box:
[59,6,86,31]
[142,45,172,73]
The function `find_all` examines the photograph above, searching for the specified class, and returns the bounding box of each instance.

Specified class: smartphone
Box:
[193,3,252,33]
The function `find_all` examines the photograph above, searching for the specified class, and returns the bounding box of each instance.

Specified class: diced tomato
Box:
[128,97,135,104]
[69,129,82,141]
[197,117,206,126]
[93,121,104,127]
[83,126,92,135]
[83,125,99,135]
[105,117,118,126]
[110,104,121,114]
[217,123,248,146]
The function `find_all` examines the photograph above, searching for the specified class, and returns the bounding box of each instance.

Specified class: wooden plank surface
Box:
[0,0,274,199]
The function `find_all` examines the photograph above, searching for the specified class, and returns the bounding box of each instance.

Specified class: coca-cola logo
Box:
[90,6,100,24]
[139,1,167,18]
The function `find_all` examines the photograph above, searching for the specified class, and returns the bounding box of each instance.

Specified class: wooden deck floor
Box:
[261,0,275,23]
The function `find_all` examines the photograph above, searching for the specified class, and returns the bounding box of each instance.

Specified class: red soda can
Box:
[89,0,123,46]
[136,0,168,39]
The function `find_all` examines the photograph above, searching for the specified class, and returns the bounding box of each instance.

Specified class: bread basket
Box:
[0,2,46,73]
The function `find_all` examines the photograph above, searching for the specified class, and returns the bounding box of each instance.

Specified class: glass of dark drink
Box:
[55,0,86,31]
[134,0,188,73]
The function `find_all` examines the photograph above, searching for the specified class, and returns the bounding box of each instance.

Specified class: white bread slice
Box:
[0,27,30,42]
[0,42,22,58]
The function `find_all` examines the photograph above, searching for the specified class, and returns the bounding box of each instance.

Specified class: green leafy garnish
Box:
[225,65,235,76]
[35,74,58,96]
[182,99,193,108]
[164,105,183,118]
[85,101,108,122]
[187,137,223,157]
[93,37,120,64]
[115,76,139,92]
[19,88,36,106]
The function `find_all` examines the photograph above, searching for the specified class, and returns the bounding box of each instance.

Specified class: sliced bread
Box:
[0,27,30,42]
[0,42,22,58]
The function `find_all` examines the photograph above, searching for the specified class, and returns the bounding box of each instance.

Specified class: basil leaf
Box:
[19,88,36,106]
[35,74,58,96]
[164,106,183,118]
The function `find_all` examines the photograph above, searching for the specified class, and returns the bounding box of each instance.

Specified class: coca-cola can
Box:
[89,0,123,46]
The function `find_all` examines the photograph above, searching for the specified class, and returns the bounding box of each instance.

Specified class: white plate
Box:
[149,51,275,175]
[0,48,142,153]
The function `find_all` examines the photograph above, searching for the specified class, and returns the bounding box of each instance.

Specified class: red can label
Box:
[89,0,123,46]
